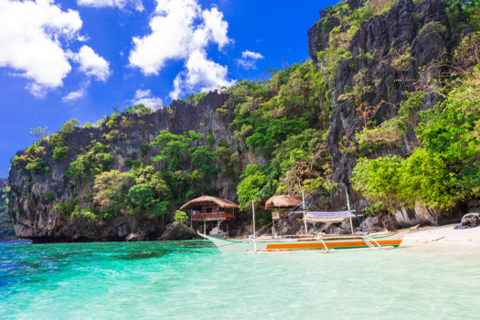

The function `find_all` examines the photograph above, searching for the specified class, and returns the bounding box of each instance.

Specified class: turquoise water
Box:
[1,241,479,319]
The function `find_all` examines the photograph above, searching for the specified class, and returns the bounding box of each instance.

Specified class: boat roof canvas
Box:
[306,211,355,223]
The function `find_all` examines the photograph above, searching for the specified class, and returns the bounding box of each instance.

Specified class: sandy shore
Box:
[399,223,480,259]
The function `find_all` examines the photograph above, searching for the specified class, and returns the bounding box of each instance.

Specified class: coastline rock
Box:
[209,227,228,238]
[361,215,399,233]
[454,213,480,230]
[159,223,200,240]
[467,200,480,208]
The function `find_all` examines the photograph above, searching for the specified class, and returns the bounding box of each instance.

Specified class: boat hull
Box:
[199,228,416,254]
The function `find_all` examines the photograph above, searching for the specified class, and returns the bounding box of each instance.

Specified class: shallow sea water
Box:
[1,240,479,319]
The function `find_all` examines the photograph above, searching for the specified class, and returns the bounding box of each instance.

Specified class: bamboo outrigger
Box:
[199,188,418,254]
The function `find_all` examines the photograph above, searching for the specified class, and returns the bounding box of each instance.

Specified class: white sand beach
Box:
[399,224,480,259]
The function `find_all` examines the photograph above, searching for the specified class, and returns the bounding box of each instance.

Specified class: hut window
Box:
[206,208,212,213]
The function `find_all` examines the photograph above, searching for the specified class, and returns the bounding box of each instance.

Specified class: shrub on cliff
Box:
[66,141,114,184]
[174,210,188,224]
[11,145,49,176]
[352,149,456,212]
[49,119,80,161]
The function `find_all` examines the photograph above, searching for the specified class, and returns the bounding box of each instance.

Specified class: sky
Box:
[0,0,337,176]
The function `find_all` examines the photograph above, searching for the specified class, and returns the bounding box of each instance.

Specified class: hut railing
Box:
[191,212,235,221]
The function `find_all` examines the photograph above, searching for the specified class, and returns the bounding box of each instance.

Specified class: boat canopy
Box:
[306,211,356,223]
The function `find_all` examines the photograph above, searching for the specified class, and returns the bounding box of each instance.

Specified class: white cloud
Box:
[77,0,144,11]
[62,80,91,102]
[0,0,110,97]
[130,89,163,110]
[62,81,90,102]
[236,50,264,70]
[128,0,235,99]
[69,46,111,81]
[242,51,264,60]
[202,7,230,49]
[170,49,234,99]
[0,0,81,97]
[62,87,86,102]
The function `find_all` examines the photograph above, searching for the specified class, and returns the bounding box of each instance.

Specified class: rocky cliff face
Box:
[0,177,16,241]
[309,0,470,226]
[8,92,247,243]
[8,0,470,242]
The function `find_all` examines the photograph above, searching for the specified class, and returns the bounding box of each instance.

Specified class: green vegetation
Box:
[0,180,15,240]
[226,62,334,209]
[66,141,114,184]
[43,191,55,203]
[184,92,206,105]
[11,145,49,175]
[174,210,188,224]
[151,130,218,198]
[318,0,398,93]
[124,104,152,115]
[445,0,480,31]
[353,34,480,213]
[30,126,50,141]
[50,119,80,161]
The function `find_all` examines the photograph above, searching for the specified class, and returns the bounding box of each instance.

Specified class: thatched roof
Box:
[180,196,239,210]
[265,195,302,210]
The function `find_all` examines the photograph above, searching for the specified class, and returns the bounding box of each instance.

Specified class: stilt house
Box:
[180,196,238,232]
[265,195,302,234]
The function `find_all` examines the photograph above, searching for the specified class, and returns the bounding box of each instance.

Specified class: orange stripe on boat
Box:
[266,240,402,250]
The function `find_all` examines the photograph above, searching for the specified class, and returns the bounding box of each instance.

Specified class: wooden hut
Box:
[265,195,302,234]
[180,196,238,233]
[265,195,302,210]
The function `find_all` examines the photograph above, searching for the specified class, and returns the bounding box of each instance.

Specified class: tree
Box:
[191,146,218,193]
[93,170,132,217]
[30,126,50,140]
[174,210,188,224]
[237,164,269,210]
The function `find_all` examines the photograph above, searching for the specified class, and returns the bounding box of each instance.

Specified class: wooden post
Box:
[252,199,257,253]
[345,186,354,234]
[303,191,308,235]
[204,220,206,234]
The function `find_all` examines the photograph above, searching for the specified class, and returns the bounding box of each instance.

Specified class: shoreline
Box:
[399,223,480,259]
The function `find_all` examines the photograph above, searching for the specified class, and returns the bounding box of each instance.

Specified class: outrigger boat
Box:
[199,189,418,254]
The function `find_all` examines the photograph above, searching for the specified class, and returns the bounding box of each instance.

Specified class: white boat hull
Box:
[198,227,417,254]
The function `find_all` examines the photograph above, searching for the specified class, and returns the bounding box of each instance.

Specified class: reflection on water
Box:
[1,240,479,319]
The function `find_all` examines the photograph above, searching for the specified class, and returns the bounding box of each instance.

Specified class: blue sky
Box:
[0,0,336,176]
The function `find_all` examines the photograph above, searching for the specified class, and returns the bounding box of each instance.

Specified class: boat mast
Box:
[345,187,354,234]
[302,191,308,234]
[252,199,257,253]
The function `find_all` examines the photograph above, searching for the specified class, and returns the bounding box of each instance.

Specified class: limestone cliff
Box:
[8,0,474,242]
[8,92,247,242]
[308,0,472,226]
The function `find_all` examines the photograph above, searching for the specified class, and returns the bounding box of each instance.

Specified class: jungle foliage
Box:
[353,33,480,212]
[227,62,334,210]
